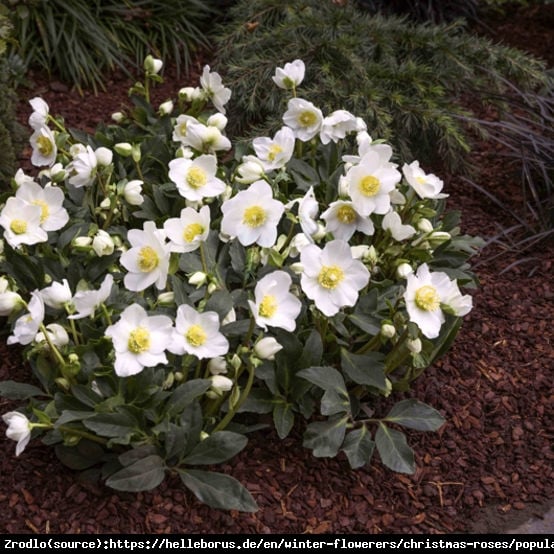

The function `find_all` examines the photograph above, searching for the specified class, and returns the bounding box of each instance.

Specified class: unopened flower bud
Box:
[99,198,111,210]
[350,245,370,260]
[428,231,451,245]
[157,291,175,305]
[207,113,228,130]
[381,323,396,339]
[131,144,141,163]
[94,147,113,166]
[254,337,283,360]
[72,236,92,248]
[123,180,144,206]
[210,375,233,395]
[159,100,174,115]
[0,276,8,293]
[188,271,207,287]
[92,230,115,257]
[207,282,218,295]
[208,356,228,375]
[111,111,124,123]
[179,86,202,102]
[417,218,434,233]
[236,156,265,184]
[144,55,163,75]
[230,353,242,370]
[114,142,133,157]
[290,262,304,275]
[407,338,422,354]
[396,263,413,279]
[0,291,23,316]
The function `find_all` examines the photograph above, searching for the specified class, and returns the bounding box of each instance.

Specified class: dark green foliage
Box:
[8,0,219,91]
[214,0,549,175]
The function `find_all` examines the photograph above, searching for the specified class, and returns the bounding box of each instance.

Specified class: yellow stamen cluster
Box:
[359,175,380,197]
[267,144,283,162]
[128,327,151,354]
[36,135,53,156]
[337,205,357,224]
[33,200,50,224]
[259,294,278,318]
[183,223,204,243]
[186,167,208,189]
[186,324,207,347]
[138,246,159,272]
[414,285,440,311]
[318,265,345,290]
[298,110,317,127]
[10,219,28,235]
[243,205,267,228]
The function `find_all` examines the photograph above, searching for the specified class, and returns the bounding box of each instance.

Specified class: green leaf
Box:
[341,348,387,390]
[229,240,246,274]
[287,158,320,191]
[298,329,323,369]
[55,439,105,470]
[273,402,294,439]
[165,379,211,416]
[320,389,350,416]
[0,380,44,400]
[342,426,375,469]
[118,444,158,467]
[55,410,96,426]
[180,470,257,512]
[106,455,166,492]
[348,313,381,336]
[83,411,138,438]
[4,243,45,290]
[303,415,348,458]
[183,431,247,465]
[340,349,387,390]
[384,399,445,431]
[375,424,415,474]
[204,290,234,320]
[297,366,347,393]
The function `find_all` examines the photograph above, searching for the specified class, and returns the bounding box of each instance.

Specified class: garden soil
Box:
[1,4,552,534]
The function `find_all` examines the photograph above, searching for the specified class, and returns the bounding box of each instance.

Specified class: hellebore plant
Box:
[0,58,481,511]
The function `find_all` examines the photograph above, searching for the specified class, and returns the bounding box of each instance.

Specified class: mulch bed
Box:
[1,5,552,534]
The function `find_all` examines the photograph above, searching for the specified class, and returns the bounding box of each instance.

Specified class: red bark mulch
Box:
[0,5,552,534]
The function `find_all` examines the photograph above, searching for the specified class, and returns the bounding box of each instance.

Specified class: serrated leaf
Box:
[303,415,348,458]
[340,349,387,390]
[273,402,294,439]
[180,470,257,512]
[375,424,415,474]
[106,455,165,492]
[384,399,445,431]
[0,380,44,400]
[297,366,347,393]
[342,426,375,469]
[183,431,247,465]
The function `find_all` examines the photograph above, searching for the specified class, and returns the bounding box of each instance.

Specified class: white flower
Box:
[254,337,283,360]
[283,98,323,141]
[0,197,48,249]
[69,274,113,319]
[182,121,231,153]
[208,356,228,375]
[350,245,371,260]
[39,279,72,309]
[320,110,360,145]
[0,291,23,316]
[342,132,393,166]
[297,186,319,238]
[15,181,69,232]
[94,147,113,167]
[345,150,401,216]
[321,200,374,241]
[248,271,302,332]
[164,205,210,253]
[236,156,265,184]
[14,169,36,188]
[404,263,472,339]
[120,221,171,291]
[28,97,49,130]
[30,126,57,167]
[179,86,203,102]
[92,230,115,257]
[7,291,45,346]
[172,114,198,144]
[35,323,69,347]
[288,233,311,258]
[123,180,144,206]
[300,239,370,317]
[67,145,98,188]
[169,154,226,202]
[105,303,173,377]
[272,59,305,89]
[382,210,416,241]
[402,161,447,199]
[159,100,174,115]
[69,143,87,158]
[199,65,232,114]
[2,412,32,456]
[169,304,229,359]
[221,180,284,247]
[253,127,295,171]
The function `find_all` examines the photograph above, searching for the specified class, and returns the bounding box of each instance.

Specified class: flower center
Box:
[179,122,188,136]
[138,246,159,272]
[298,110,317,127]
[183,223,205,243]
[186,166,208,189]
[318,265,345,290]
[359,175,380,197]
[243,205,267,228]
[186,324,207,347]
[259,294,278,318]
[128,327,151,354]
[416,176,427,185]
[337,204,357,224]
[37,135,53,156]
[268,144,283,162]
[10,219,28,235]
[32,200,50,224]
[414,285,440,311]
